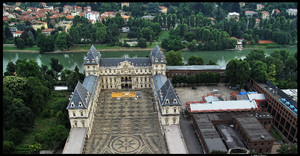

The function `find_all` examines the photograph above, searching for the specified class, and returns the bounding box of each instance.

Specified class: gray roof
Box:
[100,58,151,67]
[193,114,227,153]
[67,82,90,109]
[167,65,226,71]
[82,75,97,93]
[235,117,275,141]
[153,74,181,106]
[84,45,101,65]
[150,45,167,64]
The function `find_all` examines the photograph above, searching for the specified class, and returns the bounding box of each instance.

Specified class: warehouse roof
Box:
[166,65,225,71]
[190,100,258,112]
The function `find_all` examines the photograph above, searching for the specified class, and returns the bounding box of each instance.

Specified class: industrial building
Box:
[249,79,297,143]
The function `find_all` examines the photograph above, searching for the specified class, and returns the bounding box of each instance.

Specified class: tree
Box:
[4,26,13,40]
[67,72,80,91]
[225,58,239,86]
[14,37,25,49]
[188,56,204,65]
[245,49,266,68]
[166,50,184,66]
[208,60,217,65]
[26,36,34,47]
[50,58,63,76]
[3,140,15,154]
[277,143,297,154]
[94,22,107,44]
[55,31,68,51]
[16,59,42,79]
[4,98,35,131]
[267,64,276,82]
[4,62,16,76]
[37,33,47,53]
[187,39,198,51]
[138,37,147,48]
[36,125,68,149]
[236,60,250,89]
[5,128,24,144]
[146,2,160,14]
[251,61,268,83]
[29,142,42,154]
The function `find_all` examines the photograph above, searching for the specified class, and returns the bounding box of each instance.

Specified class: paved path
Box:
[164,124,188,154]
[179,113,204,154]
[83,89,167,154]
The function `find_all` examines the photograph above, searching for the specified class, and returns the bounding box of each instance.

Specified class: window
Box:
[82,120,85,127]
[87,66,90,69]
[165,118,169,125]
[71,102,75,107]
[93,66,95,69]
[74,121,78,127]
[173,99,177,103]
[166,108,169,114]
[73,112,76,116]
[81,111,83,116]
[173,117,176,124]
[161,65,163,67]
[166,99,169,104]
[79,102,82,107]
[174,107,177,113]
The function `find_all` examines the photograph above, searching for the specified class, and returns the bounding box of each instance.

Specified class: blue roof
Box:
[153,74,168,92]
[150,45,167,64]
[84,45,101,65]
[67,82,90,109]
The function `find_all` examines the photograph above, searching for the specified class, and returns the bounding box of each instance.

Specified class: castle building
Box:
[66,45,181,141]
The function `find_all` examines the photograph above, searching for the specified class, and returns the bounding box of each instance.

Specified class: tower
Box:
[84,45,101,77]
[150,45,167,76]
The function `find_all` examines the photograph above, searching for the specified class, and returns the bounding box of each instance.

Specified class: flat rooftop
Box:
[193,114,227,153]
[190,100,258,112]
[62,128,87,154]
[235,117,274,141]
[216,124,247,149]
[166,65,226,71]
[281,89,297,102]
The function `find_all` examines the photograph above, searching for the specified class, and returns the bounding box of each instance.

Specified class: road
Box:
[179,113,204,154]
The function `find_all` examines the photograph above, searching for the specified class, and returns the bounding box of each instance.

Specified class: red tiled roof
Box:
[208,17,215,21]
[261,11,269,14]
[42,28,53,32]
[66,15,74,20]
[273,9,280,13]
[259,40,274,44]
[15,31,23,34]
[256,18,261,22]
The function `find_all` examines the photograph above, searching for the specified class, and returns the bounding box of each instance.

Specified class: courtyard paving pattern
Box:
[83,89,167,154]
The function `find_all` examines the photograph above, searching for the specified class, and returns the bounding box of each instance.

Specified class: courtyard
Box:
[175,83,237,111]
[83,89,167,154]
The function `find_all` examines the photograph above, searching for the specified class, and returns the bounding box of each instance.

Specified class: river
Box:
[3,47,297,75]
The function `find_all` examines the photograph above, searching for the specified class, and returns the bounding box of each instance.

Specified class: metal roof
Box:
[66,82,90,109]
[150,45,167,64]
[190,100,258,112]
[153,74,168,92]
[204,95,220,103]
[82,75,97,93]
[166,65,226,71]
[84,45,101,65]
[247,93,266,101]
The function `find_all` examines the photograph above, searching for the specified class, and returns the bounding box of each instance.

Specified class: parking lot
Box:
[175,83,237,111]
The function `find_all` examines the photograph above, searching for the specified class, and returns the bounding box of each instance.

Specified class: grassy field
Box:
[3,46,40,51]
[13,91,71,154]
[158,31,169,42]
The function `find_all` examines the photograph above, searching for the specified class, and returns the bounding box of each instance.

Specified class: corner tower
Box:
[150,45,167,76]
[84,45,101,76]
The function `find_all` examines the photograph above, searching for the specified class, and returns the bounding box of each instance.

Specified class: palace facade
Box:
[66,45,181,138]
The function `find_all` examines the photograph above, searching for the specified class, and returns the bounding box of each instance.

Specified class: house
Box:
[121,2,129,9]
[14,30,23,37]
[74,6,82,13]
[255,18,260,28]
[245,11,258,18]
[122,14,130,22]
[227,12,239,21]
[122,27,130,33]
[55,20,72,32]
[207,17,215,25]
[160,6,168,14]
[66,15,74,20]
[286,8,297,16]
[44,6,53,10]
[261,11,270,20]
[42,28,53,36]
[256,4,264,10]
[142,15,155,21]
[239,2,245,8]
[63,5,73,13]
[271,9,280,16]
[85,11,99,23]
[9,27,17,34]
[40,2,47,8]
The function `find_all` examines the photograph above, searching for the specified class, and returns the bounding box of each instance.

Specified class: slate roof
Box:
[150,45,167,64]
[82,75,97,93]
[84,45,101,65]
[100,58,151,67]
[67,82,90,109]
[153,74,181,106]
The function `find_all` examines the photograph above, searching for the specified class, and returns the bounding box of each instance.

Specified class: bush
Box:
[3,140,15,154]
[6,128,24,144]
[138,38,147,48]
[41,109,51,118]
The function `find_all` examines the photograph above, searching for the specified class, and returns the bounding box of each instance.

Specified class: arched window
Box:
[74,121,78,127]
[80,111,83,116]
[71,102,75,107]
[79,102,82,107]
[166,108,169,114]
[174,107,177,113]
[81,120,85,127]
[166,99,170,104]
[173,99,177,104]
[73,112,76,116]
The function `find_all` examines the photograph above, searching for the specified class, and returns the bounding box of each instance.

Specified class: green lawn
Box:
[3,46,40,51]
[158,30,169,42]
[70,44,120,51]
[13,91,71,154]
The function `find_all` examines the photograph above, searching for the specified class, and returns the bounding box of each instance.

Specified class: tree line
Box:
[3,58,83,153]
[225,49,297,89]
[172,72,221,86]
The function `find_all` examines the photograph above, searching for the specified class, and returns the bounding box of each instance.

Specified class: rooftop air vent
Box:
[261,135,265,140]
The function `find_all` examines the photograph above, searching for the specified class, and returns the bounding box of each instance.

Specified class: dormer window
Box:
[79,102,82,107]
[166,99,170,104]
[87,59,90,63]
[92,59,95,63]
[155,58,158,62]
[173,99,177,103]
[161,59,164,63]
[71,102,75,107]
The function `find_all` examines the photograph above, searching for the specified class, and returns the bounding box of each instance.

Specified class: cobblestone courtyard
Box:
[83,89,167,154]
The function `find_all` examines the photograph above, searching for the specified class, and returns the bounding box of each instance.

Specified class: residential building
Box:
[63,5,73,13]
[227,12,240,21]
[121,2,129,9]
[286,8,297,16]
[272,9,280,16]
[261,11,270,20]
[74,5,82,13]
[84,11,99,23]
[160,6,168,14]
[142,15,155,21]
[245,11,258,18]
[239,2,245,8]
[42,28,53,36]
[255,18,261,28]
[32,21,48,30]
[257,4,264,11]
[13,30,23,37]
[44,6,53,10]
